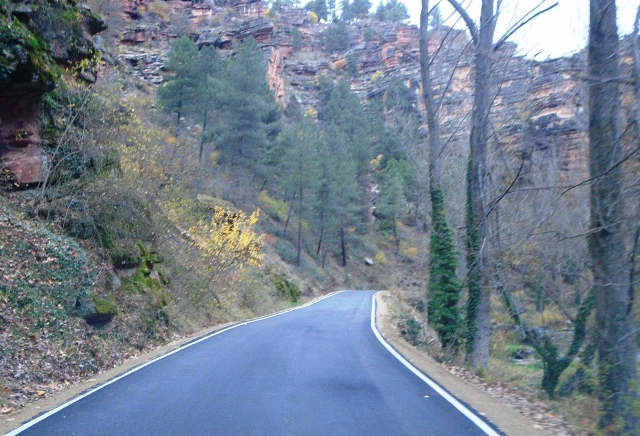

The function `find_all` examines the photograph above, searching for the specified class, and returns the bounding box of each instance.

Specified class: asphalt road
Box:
[11,290,501,435]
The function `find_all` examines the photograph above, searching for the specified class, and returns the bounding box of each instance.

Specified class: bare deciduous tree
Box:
[447,0,558,371]
[588,0,638,432]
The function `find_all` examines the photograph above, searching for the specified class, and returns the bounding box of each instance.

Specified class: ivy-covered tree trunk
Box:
[464,161,485,362]
[462,0,495,371]
[428,188,461,348]
[588,0,638,431]
[420,0,461,350]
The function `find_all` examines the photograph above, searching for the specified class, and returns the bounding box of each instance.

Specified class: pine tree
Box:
[211,37,281,171]
[314,125,360,266]
[323,21,350,52]
[279,119,321,266]
[305,0,328,21]
[341,0,371,21]
[157,36,200,126]
[320,77,370,183]
[377,159,407,247]
[196,45,222,161]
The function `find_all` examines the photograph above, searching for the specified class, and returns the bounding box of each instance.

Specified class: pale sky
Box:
[402,0,639,60]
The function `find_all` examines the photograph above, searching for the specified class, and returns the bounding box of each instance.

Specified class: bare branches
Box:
[560,143,640,197]
[485,152,525,219]
[493,1,559,52]
[446,0,479,44]
[447,0,558,55]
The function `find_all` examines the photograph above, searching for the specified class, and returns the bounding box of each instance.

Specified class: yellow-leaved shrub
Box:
[188,208,264,284]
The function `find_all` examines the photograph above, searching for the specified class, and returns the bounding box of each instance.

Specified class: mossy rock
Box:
[0,15,58,85]
[137,241,162,264]
[0,0,104,85]
[120,243,171,308]
[77,292,118,325]
[111,242,143,268]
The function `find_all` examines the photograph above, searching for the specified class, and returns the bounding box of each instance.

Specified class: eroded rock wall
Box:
[0,0,105,187]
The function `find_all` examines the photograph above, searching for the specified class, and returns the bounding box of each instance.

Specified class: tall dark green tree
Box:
[279,119,321,266]
[158,36,200,126]
[211,37,281,172]
[320,77,370,183]
[196,45,222,161]
[341,0,371,21]
[323,21,350,52]
[315,125,361,266]
[377,159,407,247]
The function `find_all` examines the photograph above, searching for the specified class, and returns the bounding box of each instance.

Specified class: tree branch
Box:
[493,1,558,52]
[484,152,525,219]
[446,0,478,44]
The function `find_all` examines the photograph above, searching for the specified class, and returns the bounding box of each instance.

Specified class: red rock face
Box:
[0,3,104,189]
[0,85,48,186]
[268,46,285,104]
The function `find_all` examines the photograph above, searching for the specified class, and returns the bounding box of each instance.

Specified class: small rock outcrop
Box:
[0,0,105,188]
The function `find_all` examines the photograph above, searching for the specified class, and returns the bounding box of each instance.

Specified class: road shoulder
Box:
[374,291,551,436]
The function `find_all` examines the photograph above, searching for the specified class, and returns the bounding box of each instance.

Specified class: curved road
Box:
[11,291,501,435]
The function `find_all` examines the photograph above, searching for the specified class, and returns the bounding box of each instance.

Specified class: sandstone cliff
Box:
[107,0,595,187]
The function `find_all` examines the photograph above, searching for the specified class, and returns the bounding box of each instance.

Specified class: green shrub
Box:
[404,317,422,346]
[346,54,358,76]
[274,273,301,302]
[324,22,350,53]
[505,343,525,359]
[291,27,302,51]
[363,28,375,41]
[120,242,170,307]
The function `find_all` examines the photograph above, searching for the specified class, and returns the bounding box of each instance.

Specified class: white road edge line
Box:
[370,292,501,436]
[7,291,343,436]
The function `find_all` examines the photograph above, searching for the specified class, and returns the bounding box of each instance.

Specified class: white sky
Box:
[401,0,639,60]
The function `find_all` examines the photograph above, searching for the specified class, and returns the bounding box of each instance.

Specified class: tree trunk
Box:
[633,7,640,139]
[199,109,207,161]
[501,285,595,397]
[420,0,442,189]
[464,0,495,371]
[283,190,296,237]
[296,181,302,267]
[340,225,347,267]
[317,205,324,255]
[588,0,638,432]
[421,0,462,352]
